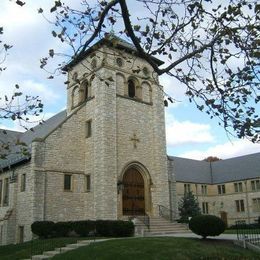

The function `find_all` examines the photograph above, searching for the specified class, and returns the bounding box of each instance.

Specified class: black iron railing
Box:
[136,213,150,230]
[158,205,177,222]
[236,221,260,246]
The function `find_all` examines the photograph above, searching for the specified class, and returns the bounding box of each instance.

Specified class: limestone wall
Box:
[33,105,93,222]
[0,163,34,245]
[174,180,260,225]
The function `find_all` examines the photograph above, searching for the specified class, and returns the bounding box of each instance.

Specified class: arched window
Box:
[128,79,135,98]
[72,85,80,108]
[81,80,90,101]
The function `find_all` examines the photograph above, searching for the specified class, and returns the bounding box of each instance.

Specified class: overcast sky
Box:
[0,0,259,160]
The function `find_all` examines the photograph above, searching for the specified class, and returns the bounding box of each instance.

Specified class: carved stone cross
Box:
[130,133,140,148]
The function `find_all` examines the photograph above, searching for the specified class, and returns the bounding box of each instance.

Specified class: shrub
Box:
[73,220,96,237]
[112,220,134,237]
[228,223,259,230]
[31,220,134,238]
[178,191,201,223]
[189,215,226,239]
[95,220,134,237]
[53,221,72,237]
[31,221,55,238]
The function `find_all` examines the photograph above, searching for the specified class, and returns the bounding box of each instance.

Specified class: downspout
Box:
[43,172,47,221]
[244,180,250,224]
[209,162,213,184]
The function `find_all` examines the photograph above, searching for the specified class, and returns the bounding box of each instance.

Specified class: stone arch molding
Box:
[120,161,151,183]
[127,76,142,100]
[119,161,152,215]
[71,76,93,109]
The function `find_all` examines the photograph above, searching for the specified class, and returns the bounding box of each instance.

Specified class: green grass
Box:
[224,229,260,234]
[0,237,90,260]
[52,237,260,260]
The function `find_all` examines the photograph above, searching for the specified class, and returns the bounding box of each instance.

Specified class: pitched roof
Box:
[211,153,260,183]
[0,110,66,170]
[0,129,22,143]
[168,153,260,184]
[64,34,164,70]
[168,156,212,184]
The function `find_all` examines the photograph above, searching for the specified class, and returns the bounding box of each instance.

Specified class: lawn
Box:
[0,237,89,260]
[224,229,260,234]
[52,237,260,260]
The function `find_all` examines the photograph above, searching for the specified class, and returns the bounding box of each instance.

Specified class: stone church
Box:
[0,35,259,245]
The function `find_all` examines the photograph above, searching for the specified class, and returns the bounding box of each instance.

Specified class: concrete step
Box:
[150,223,187,227]
[32,255,50,260]
[60,247,73,253]
[146,230,191,236]
[149,227,188,232]
[77,240,91,246]
[138,216,190,235]
[66,243,82,249]
[29,240,92,260]
[43,250,60,257]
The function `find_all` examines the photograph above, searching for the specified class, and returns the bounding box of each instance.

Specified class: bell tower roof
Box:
[63,34,163,71]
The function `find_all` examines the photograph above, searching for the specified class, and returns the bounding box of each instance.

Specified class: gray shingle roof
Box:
[211,153,260,183]
[0,110,66,170]
[0,129,22,143]
[168,153,260,184]
[168,156,212,184]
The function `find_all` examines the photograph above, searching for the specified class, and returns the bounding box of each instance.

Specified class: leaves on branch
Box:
[16,0,25,7]
[38,0,259,142]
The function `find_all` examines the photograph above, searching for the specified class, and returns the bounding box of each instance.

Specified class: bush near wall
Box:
[31,220,134,238]
[31,221,55,239]
[189,215,226,239]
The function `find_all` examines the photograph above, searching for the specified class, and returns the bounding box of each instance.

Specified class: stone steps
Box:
[144,216,190,236]
[28,240,92,260]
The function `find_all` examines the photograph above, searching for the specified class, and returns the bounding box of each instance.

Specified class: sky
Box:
[0,0,259,160]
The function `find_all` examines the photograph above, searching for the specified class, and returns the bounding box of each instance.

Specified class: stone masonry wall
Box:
[33,106,93,222]
[174,180,260,225]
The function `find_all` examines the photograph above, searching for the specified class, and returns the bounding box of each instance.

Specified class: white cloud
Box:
[159,74,188,108]
[21,80,60,103]
[0,111,58,133]
[180,140,260,160]
[165,112,214,146]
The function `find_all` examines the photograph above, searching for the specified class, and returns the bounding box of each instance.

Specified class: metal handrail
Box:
[158,204,177,222]
[136,213,150,230]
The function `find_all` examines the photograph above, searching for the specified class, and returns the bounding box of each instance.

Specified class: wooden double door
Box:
[122,168,145,215]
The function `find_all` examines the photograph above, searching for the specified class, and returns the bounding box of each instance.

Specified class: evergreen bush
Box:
[31,221,55,238]
[31,220,134,238]
[73,220,96,237]
[189,215,225,239]
[53,221,72,237]
[178,191,201,223]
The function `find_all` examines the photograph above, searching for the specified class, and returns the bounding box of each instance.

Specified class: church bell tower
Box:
[65,35,170,219]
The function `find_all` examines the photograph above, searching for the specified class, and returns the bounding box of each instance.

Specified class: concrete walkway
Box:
[155,232,238,240]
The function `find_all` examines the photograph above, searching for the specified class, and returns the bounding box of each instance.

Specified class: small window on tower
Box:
[20,174,26,192]
[86,120,92,138]
[85,175,91,192]
[128,80,135,98]
[64,174,72,191]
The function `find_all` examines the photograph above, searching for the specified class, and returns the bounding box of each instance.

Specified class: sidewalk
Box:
[154,232,238,240]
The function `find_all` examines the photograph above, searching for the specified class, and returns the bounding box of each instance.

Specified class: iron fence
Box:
[236,220,260,246]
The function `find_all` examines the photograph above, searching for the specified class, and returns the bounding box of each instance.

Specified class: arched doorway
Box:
[122,168,145,215]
